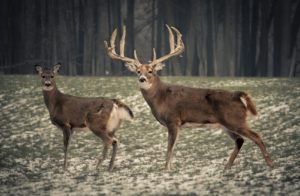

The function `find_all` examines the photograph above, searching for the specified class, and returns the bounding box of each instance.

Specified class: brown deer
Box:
[104,25,274,170]
[35,63,133,171]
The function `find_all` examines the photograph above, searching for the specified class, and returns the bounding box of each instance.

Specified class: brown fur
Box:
[239,92,257,115]
[36,64,133,171]
[105,25,273,170]
[139,68,273,170]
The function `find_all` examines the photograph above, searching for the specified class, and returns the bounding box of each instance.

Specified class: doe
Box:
[35,63,133,171]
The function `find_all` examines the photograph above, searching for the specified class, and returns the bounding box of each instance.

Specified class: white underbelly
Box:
[72,127,90,132]
[181,122,221,129]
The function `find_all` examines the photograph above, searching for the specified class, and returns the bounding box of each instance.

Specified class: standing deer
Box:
[104,25,274,170]
[35,63,133,171]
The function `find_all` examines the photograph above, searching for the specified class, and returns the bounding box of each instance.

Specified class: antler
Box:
[104,26,141,67]
[105,25,184,71]
[149,25,184,67]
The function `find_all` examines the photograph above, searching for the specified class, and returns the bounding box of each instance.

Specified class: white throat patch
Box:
[42,86,54,91]
[139,81,152,90]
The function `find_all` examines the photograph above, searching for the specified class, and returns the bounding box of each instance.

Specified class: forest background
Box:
[1,0,299,77]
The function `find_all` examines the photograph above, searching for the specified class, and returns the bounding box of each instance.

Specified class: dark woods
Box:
[0,0,299,77]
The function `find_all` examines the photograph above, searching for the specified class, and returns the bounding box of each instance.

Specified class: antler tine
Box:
[134,50,141,64]
[152,48,157,61]
[171,26,184,49]
[110,29,117,54]
[166,25,175,52]
[149,25,184,67]
[104,26,141,67]
[104,40,116,59]
[120,26,126,57]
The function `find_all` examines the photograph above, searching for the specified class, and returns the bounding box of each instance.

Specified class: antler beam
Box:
[104,26,141,67]
[149,25,184,67]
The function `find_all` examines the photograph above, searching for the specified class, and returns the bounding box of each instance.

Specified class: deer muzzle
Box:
[139,75,147,83]
[45,81,51,87]
[139,77,146,83]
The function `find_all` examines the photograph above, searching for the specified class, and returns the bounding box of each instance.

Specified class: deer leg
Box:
[96,145,108,169]
[239,128,274,168]
[108,139,118,172]
[91,129,118,171]
[224,130,244,169]
[62,126,72,170]
[165,125,179,170]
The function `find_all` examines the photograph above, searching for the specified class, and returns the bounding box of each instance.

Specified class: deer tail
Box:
[238,92,257,116]
[112,99,134,121]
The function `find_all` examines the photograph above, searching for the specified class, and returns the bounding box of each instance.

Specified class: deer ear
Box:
[35,65,43,75]
[125,63,137,73]
[53,63,61,74]
[153,63,165,72]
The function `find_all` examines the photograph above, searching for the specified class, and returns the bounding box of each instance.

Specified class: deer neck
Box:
[42,85,61,112]
[140,75,165,107]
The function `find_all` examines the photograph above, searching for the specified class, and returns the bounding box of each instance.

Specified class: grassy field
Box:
[0,75,299,195]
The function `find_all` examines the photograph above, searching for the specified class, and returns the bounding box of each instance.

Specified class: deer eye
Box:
[51,75,54,78]
[42,76,45,78]
[148,70,153,74]
[137,70,141,74]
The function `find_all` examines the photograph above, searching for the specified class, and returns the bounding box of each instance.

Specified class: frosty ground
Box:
[0,76,299,195]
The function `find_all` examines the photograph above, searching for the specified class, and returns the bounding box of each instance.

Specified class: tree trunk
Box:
[206,0,215,76]
[289,0,300,77]
[248,0,259,76]
[82,0,93,75]
[256,0,269,76]
[273,0,291,76]
[240,0,250,76]
[126,0,135,76]
[156,0,164,75]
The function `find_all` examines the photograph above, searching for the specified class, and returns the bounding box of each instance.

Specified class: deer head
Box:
[35,63,61,91]
[105,25,184,90]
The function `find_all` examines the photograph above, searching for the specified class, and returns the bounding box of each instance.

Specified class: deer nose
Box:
[45,81,51,86]
[139,77,146,83]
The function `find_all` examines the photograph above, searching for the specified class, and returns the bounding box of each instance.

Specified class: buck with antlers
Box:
[35,63,133,171]
[105,25,274,170]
